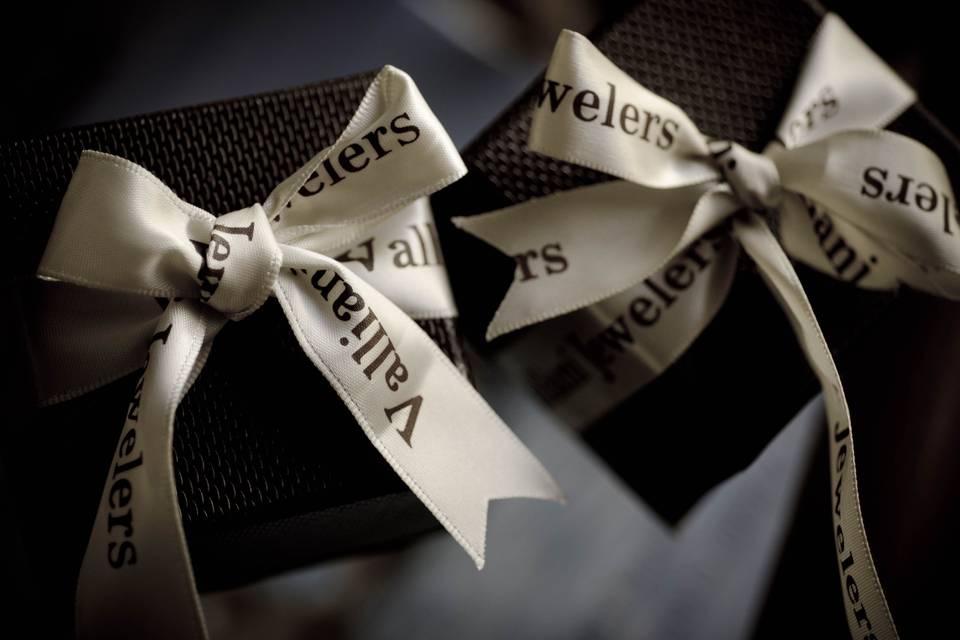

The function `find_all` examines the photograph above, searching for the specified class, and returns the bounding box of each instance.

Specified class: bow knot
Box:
[454,18,959,640]
[708,140,784,211]
[34,65,562,640]
[194,204,281,320]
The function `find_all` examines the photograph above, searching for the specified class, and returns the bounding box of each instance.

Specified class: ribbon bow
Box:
[455,16,959,640]
[35,66,561,640]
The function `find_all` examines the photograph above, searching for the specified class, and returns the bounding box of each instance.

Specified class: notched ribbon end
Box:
[466,485,566,571]
[484,323,504,343]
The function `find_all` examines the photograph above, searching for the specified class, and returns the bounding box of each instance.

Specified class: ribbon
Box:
[454,15,959,640]
[33,66,562,640]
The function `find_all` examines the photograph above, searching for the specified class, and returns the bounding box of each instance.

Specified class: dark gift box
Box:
[2,71,468,636]
[431,0,960,636]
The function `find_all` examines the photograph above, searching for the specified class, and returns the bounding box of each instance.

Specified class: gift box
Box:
[2,71,475,635]
[431,0,960,636]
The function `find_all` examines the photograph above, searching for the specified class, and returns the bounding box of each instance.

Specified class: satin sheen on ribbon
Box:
[34,66,562,640]
[454,16,960,640]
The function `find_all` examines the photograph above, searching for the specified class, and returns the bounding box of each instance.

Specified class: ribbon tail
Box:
[733,213,899,640]
[493,227,740,430]
[76,300,224,640]
[453,180,728,341]
[274,246,563,568]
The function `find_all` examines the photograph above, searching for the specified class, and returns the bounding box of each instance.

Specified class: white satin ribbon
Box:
[33,65,562,640]
[454,15,960,640]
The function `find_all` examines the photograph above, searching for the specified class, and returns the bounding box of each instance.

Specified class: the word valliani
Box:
[335,220,445,273]
[297,267,424,446]
[191,220,257,302]
[800,195,877,285]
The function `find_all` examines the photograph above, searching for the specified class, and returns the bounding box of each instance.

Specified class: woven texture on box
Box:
[466,0,822,205]
[3,72,469,592]
[437,2,960,636]
[438,0,837,521]
[3,73,374,272]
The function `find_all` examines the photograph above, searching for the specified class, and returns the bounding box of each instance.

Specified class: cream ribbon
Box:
[454,15,960,640]
[33,66,562,640]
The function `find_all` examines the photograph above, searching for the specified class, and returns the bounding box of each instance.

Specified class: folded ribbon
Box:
[454,15,959,640]
[34,66,562,640]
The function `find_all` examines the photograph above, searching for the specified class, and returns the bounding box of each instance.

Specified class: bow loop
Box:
[453,16,958,640]
[194,204,281,320]
[33,65,561,640]
[37,150,216,300]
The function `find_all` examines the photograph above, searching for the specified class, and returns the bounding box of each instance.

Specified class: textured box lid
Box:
[431,1,960,635]
[1,70,471,633]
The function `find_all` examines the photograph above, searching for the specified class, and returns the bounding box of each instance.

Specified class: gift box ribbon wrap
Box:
[32,65,562,640]
[455,15,959,640]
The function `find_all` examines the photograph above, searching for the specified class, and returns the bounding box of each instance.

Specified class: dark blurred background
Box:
[1,1,956,141]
